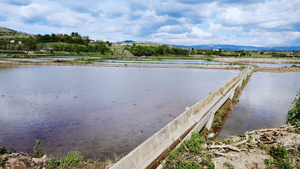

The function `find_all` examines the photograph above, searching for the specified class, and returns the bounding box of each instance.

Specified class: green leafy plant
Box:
[60,150,83,167]
[175,160,199,169]
[33,139,45,158]
[214,116,222,126]
[286,89,300,124]
[47,156,60,169]
[270,146,287,160]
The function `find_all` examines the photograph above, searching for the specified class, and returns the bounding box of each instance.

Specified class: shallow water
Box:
[219,72,300,138]
[0,66,240,160]
[251,63,300,68]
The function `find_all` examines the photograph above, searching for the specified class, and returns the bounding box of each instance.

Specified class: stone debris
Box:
[0,153,48,169]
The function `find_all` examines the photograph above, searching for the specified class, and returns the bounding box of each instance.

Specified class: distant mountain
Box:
[0,27,33,39]
[121,40,136,43]
[170,44,300,52]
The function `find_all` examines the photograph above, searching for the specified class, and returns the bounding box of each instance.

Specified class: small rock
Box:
[12,153,20,157]
[32,158,42,164]
[42,155,47,160]
[7,158,18,165]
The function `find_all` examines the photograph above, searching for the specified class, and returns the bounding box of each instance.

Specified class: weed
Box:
[264,158,273,165]
[248,135,253,143]
[33,139,45,158]
[259,144,270,151]
[47,156,60,169]
[286,89,300,124]
[203,159,214,169]
[214,116,222,126]
[270,146,287,160]
[224,162,234,169]
[60,150,83,167]
[183,132,205,155]
[175,160,199,169]
[162,132,206,168]
[217,109,225,116]
[240,133,246,137]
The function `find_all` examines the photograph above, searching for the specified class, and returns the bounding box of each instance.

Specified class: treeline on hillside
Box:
[0,32,112,54]
[126,44,190,56]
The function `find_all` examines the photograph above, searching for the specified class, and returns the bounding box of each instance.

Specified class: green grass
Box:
[162,132,209,168]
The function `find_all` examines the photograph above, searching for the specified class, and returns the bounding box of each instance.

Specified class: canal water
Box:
[219,71,300,138]
[0,66,240,160]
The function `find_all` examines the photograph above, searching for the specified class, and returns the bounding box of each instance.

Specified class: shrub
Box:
[286,89,300,124]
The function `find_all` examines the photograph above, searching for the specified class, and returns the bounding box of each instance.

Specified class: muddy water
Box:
[0,66,240,160]
[219,72,300,138]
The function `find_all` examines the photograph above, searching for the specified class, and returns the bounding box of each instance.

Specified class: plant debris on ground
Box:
[161,124,300,169]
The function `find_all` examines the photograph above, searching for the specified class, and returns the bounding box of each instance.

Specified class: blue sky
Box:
[0,0,300,47]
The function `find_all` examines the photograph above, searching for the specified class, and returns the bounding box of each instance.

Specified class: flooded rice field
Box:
[1,56,299,68]
[0,66,240,160]
[219,71,300,138]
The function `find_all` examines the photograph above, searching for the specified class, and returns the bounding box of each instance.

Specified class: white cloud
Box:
[19,4,50,20]
[0,0,299,46]
[209,22,243,32]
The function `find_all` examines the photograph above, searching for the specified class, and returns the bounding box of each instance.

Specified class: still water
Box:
[0,66,240,160]
[219,72,300,138]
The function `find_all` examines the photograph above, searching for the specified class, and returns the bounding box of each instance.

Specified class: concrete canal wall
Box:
[111,67,253,169]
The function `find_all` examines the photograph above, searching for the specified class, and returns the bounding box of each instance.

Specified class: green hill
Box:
[0,27,34,39]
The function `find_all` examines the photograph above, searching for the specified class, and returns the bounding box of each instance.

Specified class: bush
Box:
[286,89,300,124]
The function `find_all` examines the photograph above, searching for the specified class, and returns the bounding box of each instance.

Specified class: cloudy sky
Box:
[0,0,300,47]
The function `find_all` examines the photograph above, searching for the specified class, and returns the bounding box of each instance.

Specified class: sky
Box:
[0,0,300,47]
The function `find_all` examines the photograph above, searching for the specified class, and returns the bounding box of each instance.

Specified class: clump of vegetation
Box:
[213,109,226,127]
[47,150,83,169]
[33,139,45,158]
[286,89,300,124]
[162,132,213,168]
[214,116,222,126]
[60,150,83,167]
[264,146,296,169]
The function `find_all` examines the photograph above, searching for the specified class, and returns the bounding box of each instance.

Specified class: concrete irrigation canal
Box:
[111,67,253,169]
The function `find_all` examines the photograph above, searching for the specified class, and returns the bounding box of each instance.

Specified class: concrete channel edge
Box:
[111,67,253,169]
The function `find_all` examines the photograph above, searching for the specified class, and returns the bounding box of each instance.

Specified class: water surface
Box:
[219,72,300,138]
[0,66,240,160]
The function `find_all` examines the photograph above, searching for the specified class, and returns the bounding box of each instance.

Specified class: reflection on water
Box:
[0,66,239,160]
[219,72,300,138]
